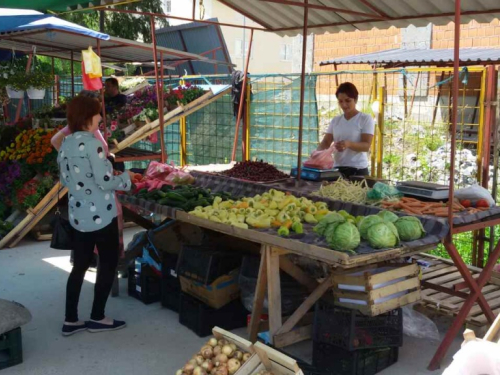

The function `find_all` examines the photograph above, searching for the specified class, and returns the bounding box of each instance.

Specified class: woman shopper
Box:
[59,95,133,336]
[51,90,126,267]
[316,82,375,179]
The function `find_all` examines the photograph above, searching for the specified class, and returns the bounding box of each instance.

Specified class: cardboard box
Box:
[179,269,240,309]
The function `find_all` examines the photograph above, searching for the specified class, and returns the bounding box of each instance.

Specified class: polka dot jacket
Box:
[57,131,132,232]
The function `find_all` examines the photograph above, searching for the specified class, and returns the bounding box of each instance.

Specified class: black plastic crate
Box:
[313,342,398,375]
[128,263,161,305]
[161,252,181,312]
[177,245,242,285]
[179,292,248,337]
[313,301,402,351]
[0,327,23,370]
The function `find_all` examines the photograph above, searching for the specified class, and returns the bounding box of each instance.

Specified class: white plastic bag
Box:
[442,340,500,375]
[455,184,495,207]
[402,305,440,341]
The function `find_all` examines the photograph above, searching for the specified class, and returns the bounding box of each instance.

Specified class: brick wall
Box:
[433,20,500,49]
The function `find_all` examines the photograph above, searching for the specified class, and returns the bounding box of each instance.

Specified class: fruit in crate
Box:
[176,337,251,375]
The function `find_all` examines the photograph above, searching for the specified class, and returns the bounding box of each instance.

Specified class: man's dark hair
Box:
[105,78,119,88]
[335,82,359,101]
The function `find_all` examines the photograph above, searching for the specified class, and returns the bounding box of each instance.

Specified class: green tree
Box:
[61,0,168,43]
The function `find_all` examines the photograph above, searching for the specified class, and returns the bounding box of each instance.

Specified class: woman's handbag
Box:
[50,185,74,250]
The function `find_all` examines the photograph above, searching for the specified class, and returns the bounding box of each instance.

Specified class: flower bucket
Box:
[6,86,25,99]
[27,88,46,100]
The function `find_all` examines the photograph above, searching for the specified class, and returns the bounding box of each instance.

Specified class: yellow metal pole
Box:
[476,68,487,184]
[180,116,187,166]
[245,83,251,161]
[377,86,385,179]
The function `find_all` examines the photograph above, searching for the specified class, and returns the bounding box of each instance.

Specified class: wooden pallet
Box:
[413,253,500,335]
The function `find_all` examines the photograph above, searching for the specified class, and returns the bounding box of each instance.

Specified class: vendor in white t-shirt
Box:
[316,82,375,179]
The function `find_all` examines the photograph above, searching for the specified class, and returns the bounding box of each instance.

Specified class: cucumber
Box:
[165,192,188,203]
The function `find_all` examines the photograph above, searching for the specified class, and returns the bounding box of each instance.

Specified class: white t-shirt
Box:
[326,112,375,169]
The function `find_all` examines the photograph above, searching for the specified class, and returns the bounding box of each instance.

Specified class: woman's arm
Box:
[337,134,373,152]
[51,126,71,151]
[87,138,131,192]
[93,129,109,156]
[317,133,334,151]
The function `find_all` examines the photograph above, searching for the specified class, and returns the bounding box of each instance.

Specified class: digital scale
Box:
[396,181,450,200]
[290,167,342,181]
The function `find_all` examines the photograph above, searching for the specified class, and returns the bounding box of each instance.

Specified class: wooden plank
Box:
[484,311,500,341]
[111,88,231,153]
[422,266,459,281]
[278,256,318,292]
[368,263,419,286]
[253,341,301,373]
[472,306,500,325]
[248,246,268,343]
[0,212,34,249]
[34,233,52,241]
[273,325,312,349]
[256,312,314,337]
[423,271,466,286]
[489,277,500,287]
[422,263,453,274]
[237,354,261,375]
[267,247,282,344]
[213,326,254,353]
[369,278,420,300]
[252,344,273,370]
[468,291,500,316]
[337,290,421,316]
[275,275,333,336]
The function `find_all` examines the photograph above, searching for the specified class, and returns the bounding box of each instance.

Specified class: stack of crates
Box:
[161,253,181,312]
[311,300,402,375]
[127,260,162,304]
[177,245,248,337]
[0,328,23,370]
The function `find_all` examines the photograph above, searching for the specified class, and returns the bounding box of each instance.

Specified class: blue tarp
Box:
[0,13,109,40]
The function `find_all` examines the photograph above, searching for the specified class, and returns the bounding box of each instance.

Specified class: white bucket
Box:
[6,86,25,99]
[27,88,46,100]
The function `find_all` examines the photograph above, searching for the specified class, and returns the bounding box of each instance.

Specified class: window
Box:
[234,39,252,59]
[280,44,293,61]
[164,0,172,13]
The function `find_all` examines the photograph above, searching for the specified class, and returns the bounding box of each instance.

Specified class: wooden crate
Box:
[332,263,421,316]
[238,342,303,375]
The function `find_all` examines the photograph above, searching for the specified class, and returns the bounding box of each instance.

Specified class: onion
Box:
[232,351,243,361]
[189,359,198,366]
[227,359,241,375]
[193,367,206,375]
[229,344,237,352]
[213,346,222,356]
[218,339,228,347]
[183,363,195,374]
[214,365,228,375]
[201,345,212,354]
[195,355,205,365]
[176,370,183,375]
[222,345,233,357]
[202,361,214,372]
[214,354,228,366]
[202,347,213,360]
[208,338,218,347]
[210,368,217,375]
[242,353,251,363]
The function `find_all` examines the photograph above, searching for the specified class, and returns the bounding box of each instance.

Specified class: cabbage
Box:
[366,222,400,249]
[394,216,426,241]
[338,210,356,223]
[358,215,383,240]
[327,222,360,252]
[314,212,345,236]
[377,210,399,223]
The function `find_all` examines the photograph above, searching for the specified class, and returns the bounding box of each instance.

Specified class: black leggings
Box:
[65,218,119,322]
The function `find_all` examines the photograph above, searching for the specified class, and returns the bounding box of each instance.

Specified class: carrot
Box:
[399,203,422,214]
[401,197,420,203]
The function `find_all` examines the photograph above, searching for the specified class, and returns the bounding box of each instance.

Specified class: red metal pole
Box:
[295,0,309,182]
[70,51,75,98]
[231,29,254,161]
[150,16,167,163]
[447,0,461,232]
[14,53,33,123]
[160,51,167,163]
[97,40,107,143]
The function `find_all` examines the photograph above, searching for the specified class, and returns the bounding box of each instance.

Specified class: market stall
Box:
[94,0,500,371]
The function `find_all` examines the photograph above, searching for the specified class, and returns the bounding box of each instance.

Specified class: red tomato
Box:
[460,199,471,208]
[476,199,490,208]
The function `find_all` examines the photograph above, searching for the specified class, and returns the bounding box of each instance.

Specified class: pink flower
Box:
[111,120,118,126]
[110,124,117,131]
[106,129,112,137]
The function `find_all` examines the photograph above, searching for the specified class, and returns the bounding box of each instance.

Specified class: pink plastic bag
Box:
[303,144,336,170]
[81,62,103,91]
[144,161,176,180]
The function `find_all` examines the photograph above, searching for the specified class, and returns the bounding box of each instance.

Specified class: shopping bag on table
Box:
[303,144,336,170]
[81,62,103,91]
[82,46,102,79]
